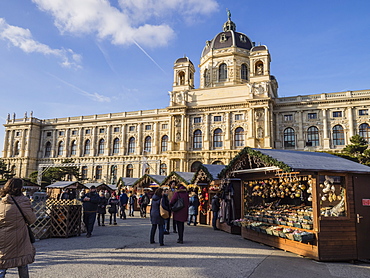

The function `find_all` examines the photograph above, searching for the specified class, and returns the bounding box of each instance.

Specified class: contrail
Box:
[133,39,167,75]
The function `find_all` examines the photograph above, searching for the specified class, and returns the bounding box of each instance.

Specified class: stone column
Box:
[3,130,10,158]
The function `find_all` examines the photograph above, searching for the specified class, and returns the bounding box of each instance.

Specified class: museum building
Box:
[2,15,370,182]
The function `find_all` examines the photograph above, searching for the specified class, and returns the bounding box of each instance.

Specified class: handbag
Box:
[171,196,184,212]
[11,196,36,243]
[160,203,169,219]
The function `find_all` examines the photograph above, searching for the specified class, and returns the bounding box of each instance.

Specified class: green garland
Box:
[218,147,291,178]
[190,165,214,184]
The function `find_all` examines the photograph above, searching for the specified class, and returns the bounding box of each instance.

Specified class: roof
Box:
[118,177,139,187]
[162,171,196,185]
[192,164,225,184]
[175,57,193,65]
[84,183,106,188]
[133,174,167,187]
[45,181,81,188]
[220,147,370,178]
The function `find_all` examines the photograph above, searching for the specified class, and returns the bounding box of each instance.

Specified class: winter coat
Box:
[128,194,137,205]
[108,197,119,214]
[188,194,200,216]
[97,196,107,214]
[211,195,220,212]
[170,187,189,222]
[0,194,36,269]
[141,194,150,206]
[150,194,164,225]
[81,191,100,212]
[119,193,129,206]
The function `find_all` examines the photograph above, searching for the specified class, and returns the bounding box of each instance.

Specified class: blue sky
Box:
[1,0,370,154]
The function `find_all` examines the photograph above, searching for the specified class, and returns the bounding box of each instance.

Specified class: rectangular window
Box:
[214,116,222,122]
[129,126,135,132]
[161,124,168,129]
[359,109,369,116]
[71,130,77,136]
[333,111,342,118]
[145,125,152,130]
[235,114,243,121]
[46,131,52,137]
[113,127,120,132]
[59,131,65,136]
[15,131,20,137]
[99,128,105,134]
[284,114,293,121]
[85,129,91,135]
[194,117,202,123]
[308,113,317,120]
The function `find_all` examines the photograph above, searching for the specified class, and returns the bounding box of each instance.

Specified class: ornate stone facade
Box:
[2,17,370,182]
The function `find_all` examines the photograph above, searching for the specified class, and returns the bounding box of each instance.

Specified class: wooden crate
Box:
[49,202,82,238]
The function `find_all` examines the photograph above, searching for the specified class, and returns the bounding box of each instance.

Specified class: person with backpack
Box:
[119,190,129,219]
[140,192,150,218]
[170,185,189,244]
[128,192,137,217]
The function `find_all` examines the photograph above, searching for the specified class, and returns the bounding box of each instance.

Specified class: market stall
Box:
[46,181,86,200]
[219,147,370,261]
[116,177,139,193]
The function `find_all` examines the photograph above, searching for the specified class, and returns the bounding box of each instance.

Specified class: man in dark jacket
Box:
[81,186,99,237]
[119,190,129,219]
[211,193,221,230]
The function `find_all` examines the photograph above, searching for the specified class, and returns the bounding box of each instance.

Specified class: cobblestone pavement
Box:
[5,215,370,278]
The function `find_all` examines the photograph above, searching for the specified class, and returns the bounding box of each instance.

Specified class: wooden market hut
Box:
[116,177,139,193]
[161,171,197,188]
[0,179,41,198]
[46,181,86,200]
[219,147,370,261]
[84,182,114,193]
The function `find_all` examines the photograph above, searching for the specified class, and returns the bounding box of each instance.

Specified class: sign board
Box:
[362,199,370,206]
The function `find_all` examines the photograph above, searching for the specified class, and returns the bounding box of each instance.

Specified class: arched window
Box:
[126,164,133,178]
[14,141,20,156]
[204,69,210,87]
[113,138,120,154]
[98,139,105,155]
[144,136,152,153]
[241,64,248,80]
[307,126,319,146]
[213,128,223,148]
[81,166,88,180]
[333,125,345,146]
[45,142,51,157]
[160,163,167,176]
[255,61,264,75]
[71,140,77,156]
[193,130,202,149]
[178,71,185,85]
[234,127,244,147]
[284,128,295,148]
[128,137,135,154]
[190,161,202,172]
[84,139,91,155]
[161,135,168,152]
[359,123,370,142]
[57,141,64,156]
[95,165,102,180]
[219,63,227,81]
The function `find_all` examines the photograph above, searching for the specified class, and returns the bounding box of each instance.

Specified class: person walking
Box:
[0,178,37,278]
[128,192,137,217]
[149,188,165,246]
[97,191,107,226]
[119,190,128,219]
[170,185,189,244]
[211,192,221,230]
[188,191,200,226]
[81,185,100,238]
[108,192,119,225]
[140,192,150,218]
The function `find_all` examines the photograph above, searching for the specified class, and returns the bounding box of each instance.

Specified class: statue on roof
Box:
[227,9,231,21]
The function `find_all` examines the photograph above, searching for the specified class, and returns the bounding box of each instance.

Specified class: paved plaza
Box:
[5,215,370,278]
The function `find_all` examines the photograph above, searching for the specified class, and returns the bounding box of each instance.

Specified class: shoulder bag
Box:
[160,199,169,219]
[171,196,184,212]
[11,196,36,243]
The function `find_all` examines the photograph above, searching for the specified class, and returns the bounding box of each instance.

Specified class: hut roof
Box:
[84,182,106,188]
[45,181,82,188]
[162,171,196,185]
[118,177,139,187]
[133,174,167,187]
[191,164,225,184]
[220,147,370,178]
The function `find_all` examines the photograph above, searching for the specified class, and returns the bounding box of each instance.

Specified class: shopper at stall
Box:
[0,178,37,277]
[97,191,107,226]
[140,191,150,218]
[119,190,129,219]
[150,188,165,246]
[81,185,100,237]
[211,192,221,230]
[108,192,119,225]
[170,185,189,244]
[188,191,200,226]
[128,192,137,217]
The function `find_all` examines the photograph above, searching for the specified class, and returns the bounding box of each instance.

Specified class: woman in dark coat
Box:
[108,192,119,225]
[170,185,189,244]
[97,191,107,226]
[150,188,164,246]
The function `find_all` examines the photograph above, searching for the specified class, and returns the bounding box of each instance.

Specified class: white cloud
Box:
[0,18,82,69]
[32,0,219,47]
